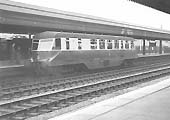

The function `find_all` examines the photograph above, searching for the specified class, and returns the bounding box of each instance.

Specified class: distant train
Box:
[30,31,170,72]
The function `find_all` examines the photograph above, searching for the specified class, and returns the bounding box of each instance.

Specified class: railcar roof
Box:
[34,31,135,41]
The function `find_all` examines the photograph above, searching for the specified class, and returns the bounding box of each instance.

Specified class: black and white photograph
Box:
[0,0,170,119]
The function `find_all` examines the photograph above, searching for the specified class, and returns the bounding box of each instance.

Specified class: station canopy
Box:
[130,0,170,14]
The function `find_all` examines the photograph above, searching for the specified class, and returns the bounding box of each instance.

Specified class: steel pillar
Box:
[143,39,146,55]
[29,34,32,39]
[159,40,162,54]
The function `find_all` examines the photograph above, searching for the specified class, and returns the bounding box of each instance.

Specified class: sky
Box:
[7,0,170,31]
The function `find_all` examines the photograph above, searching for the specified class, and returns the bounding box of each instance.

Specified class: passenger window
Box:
[90,39,97,49]
[55,38,61,50]
[131,41,134,49]
[99,39,105,49]
[114,40,119,49]
[125,40,129,49]
[78,38,82,50]
[107,40,112,49]
[66,38,69,50]
[121,40,124,49]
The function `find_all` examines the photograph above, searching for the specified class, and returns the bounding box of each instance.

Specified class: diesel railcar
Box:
[31,31,138,71]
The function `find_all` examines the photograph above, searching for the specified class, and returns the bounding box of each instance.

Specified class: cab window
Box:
[54,38,61,50]
[38,39,54,51]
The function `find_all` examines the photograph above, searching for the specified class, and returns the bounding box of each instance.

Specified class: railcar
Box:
[31,31,138,73]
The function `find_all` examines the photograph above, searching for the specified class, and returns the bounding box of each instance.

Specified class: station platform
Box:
[138,52,170,57]
[0,60,25,68]
[0,60,31,79]
[50,76,170,120]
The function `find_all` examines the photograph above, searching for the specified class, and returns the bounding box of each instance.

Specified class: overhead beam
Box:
[1,0,170,40]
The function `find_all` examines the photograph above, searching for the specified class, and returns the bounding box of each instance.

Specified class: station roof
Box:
[34,31,134,41]
[129,0,170,14]
[1,0,170,40]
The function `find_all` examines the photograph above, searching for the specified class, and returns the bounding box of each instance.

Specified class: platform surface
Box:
[0,60,25,69]
[138,53,170,57]
[50,76,170,120]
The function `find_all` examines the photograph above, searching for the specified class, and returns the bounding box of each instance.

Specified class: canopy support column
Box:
[143,39,146,55]
[159,40,162,54]
[29,34,32,39]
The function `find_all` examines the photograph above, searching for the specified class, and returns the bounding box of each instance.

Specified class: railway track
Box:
[0,61,169,101]
[0,63,170,120]
[1,55,170,89]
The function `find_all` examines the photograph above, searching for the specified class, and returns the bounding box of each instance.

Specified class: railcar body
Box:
[31,31,137,69]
